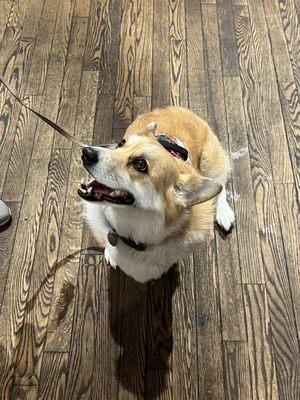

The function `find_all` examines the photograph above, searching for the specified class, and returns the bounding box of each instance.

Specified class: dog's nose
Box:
[82,147,98,165]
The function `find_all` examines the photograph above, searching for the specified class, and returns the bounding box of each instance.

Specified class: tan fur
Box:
[123,106,230,240]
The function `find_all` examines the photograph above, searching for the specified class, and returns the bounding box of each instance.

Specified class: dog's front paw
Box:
[216,202,235,233]
[104,248,118,269]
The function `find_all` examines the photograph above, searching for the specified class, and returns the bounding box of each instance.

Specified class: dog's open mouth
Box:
[78,179,135,205]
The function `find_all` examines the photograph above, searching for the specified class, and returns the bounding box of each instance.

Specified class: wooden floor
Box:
[0,0,299,399]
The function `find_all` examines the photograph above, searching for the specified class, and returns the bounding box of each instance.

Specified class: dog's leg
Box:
[215,187,235,233]
[199,128,235,233]
[104,246,118,268]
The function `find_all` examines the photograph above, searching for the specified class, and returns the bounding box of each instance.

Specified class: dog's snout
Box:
[82,147,98,165]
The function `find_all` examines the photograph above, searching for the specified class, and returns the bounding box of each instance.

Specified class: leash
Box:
[0,72,112,148]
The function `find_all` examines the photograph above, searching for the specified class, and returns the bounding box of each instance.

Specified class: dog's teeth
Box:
[81,178,85,185]
[87,187,92,194]
[114,190,121,196]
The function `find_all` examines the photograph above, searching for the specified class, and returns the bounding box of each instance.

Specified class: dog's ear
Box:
[175,171,222,207]
[140,121,157,137]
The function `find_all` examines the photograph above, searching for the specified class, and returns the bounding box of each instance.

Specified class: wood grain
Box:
[275,184,300,338]
[0,38,36,199]
[278,79,300,195]
[217,0,240,77]
[194,240,225,400]
[1,1,300,398]
[91,261,122,400]
[172,258,198,400]
[13,150,70,385]
[113,0,137,129]
[45,73,97,352]
[83,0,112,71]
[0,3,76,392]
[223,76,263,284]
[118,275,147,399]
[25,0,61,95]
[223,342,252,400]
[152,0,170,108]
[74,0,91,17]
[185,0,207,118]
[134,0,153,97]
[64,254,100,400]
[0,1,12,45]
[243,285,279,400]
[276,0,300,92]
[247,0,293,184]
[235,6,300,399]
[38,353,68,400]
[202,3,246,341]
[169,0,188,107]
[145,369,172,400]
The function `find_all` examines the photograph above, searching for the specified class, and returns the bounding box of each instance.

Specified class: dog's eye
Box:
[132,157,148,174]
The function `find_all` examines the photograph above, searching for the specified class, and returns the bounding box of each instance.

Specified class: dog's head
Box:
[78,122,221,224]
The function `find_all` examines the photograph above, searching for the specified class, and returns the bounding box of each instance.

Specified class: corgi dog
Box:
[79,106,235,283]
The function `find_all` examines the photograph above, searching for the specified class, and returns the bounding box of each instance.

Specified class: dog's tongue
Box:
[89,180,113,195]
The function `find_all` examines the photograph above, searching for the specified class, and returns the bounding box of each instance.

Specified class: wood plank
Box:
[114,0,137,129]
[223,76,263,284]
[53,17,89,149]
[38,353,68,400]
[92,94,114,145]
[146,272,174,370]
[0,0,74,392]
[83,0,110,70]
[169,0,188,107]
[22,0,45,38]
[25,0,61,95]
[234,7,300,399]
[275,0,300,92]
[262,0,300,198]
[98,0,122,95]
[2,94,42,202]
[243,285,279,400]
[152,0,170,108]
[2,1,76,199]
[0,1,12,45]
[202,4,246,341]
[45,74,97,352]
[246,0,293,184]
[185,0,207,118]
[13,150,71,385]
[74,71,99,147]
[223,342,252,400]
[0,38,36,199]
[10,386,38,399]
[134,0,153,97]
[64,253,121,400]
[74,0,91,17]
[118,275,147,399]
[278,80,300,196]
[64,254,99,399]
[172,258,198,400]
[217,0,239,77]
[0,202,20,311]
[145,369,172,400]
[91,261,122,400]
[194,239,225,400]
[275,184,300,337]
